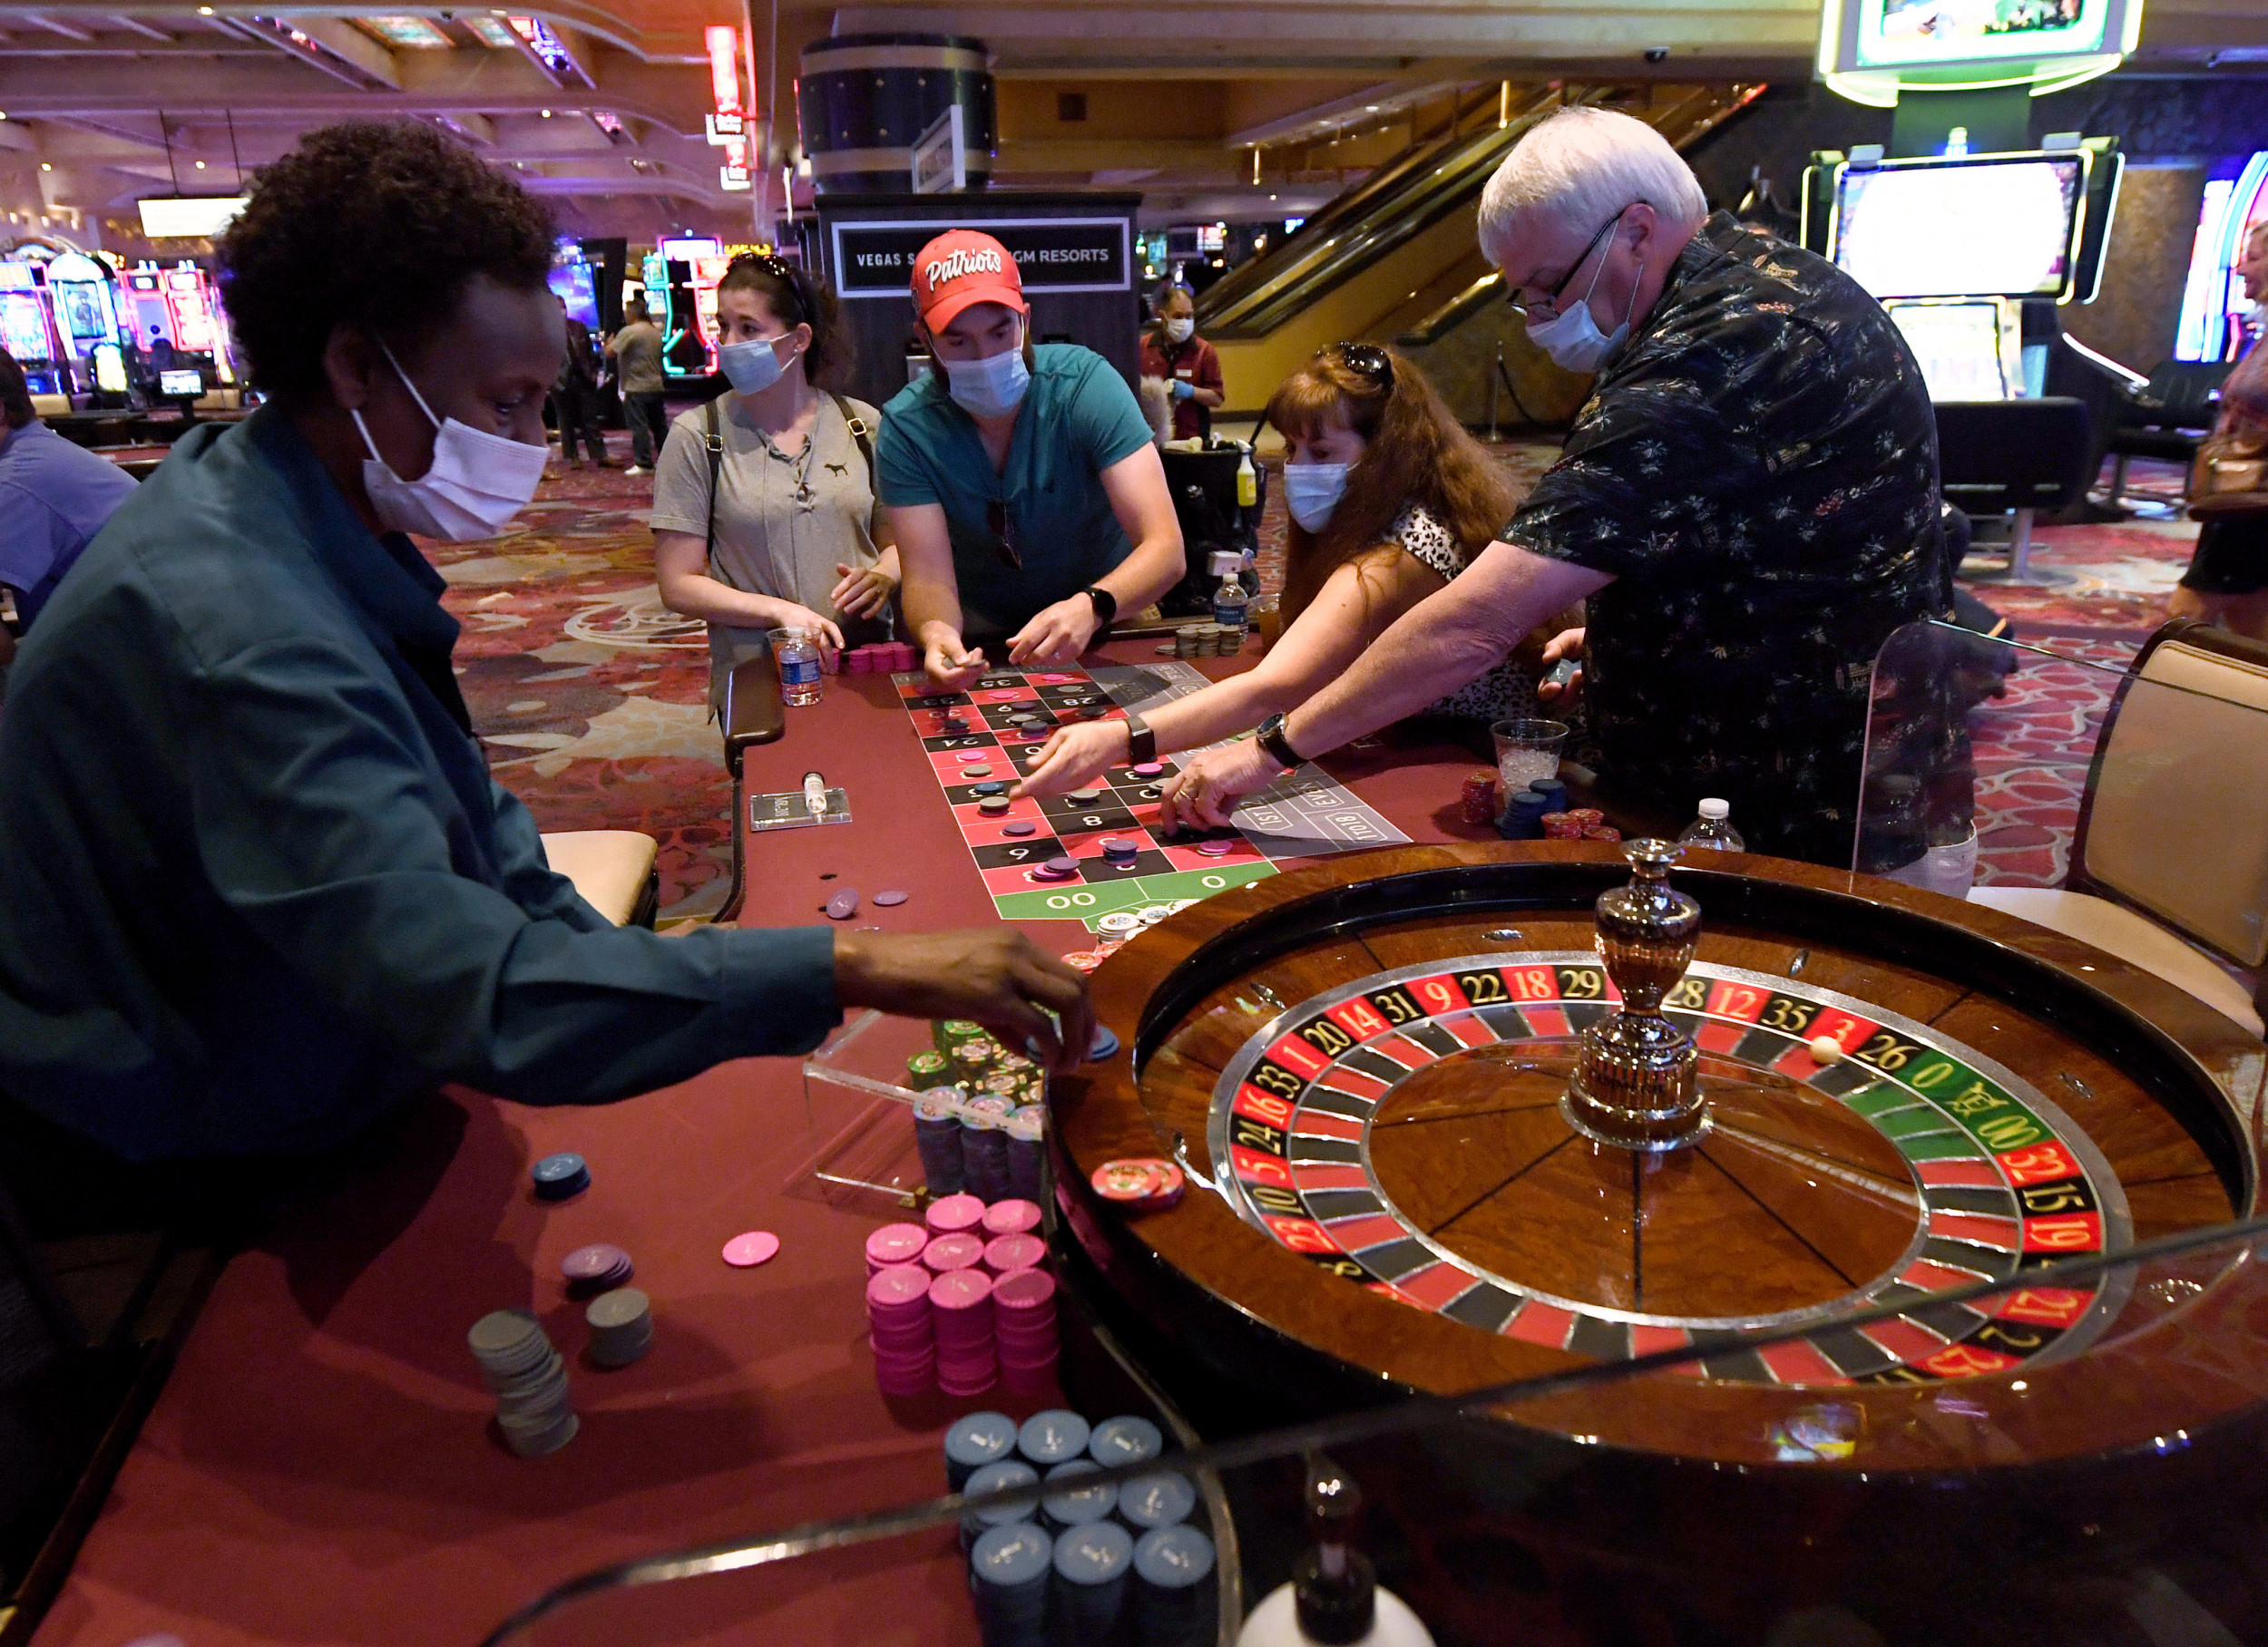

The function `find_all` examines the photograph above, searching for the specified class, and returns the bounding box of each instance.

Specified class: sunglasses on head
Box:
[1329,341,1393,388]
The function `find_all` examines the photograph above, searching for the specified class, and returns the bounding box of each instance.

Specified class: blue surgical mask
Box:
[1283,462,1351,532]
[719,332,794,395]
[943,342,1031,418]
[1525,235,1634,375]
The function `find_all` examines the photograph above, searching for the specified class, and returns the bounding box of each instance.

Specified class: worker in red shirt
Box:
[1138,283,1225,442]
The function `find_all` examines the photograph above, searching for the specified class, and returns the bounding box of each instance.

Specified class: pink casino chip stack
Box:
[982,1232,1045,1275]
[924,1193,986,1237]
[992,1267,1060,1397]
[929,1268,999,1398]
[924,1231,987,1274]
[981,1198,1041,1238]
[866,1263,936,1398]
[865,1222,929,1274]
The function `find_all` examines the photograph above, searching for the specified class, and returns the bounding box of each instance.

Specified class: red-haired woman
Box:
[1016,341,1570,802]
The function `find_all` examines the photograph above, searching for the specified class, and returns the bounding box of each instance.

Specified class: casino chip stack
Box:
[1051,1519,1135,1643]
[932,1268,999,1396]
[467,1310,577,1458]
[945,1409,1022,1487]
[984,1197,1041,1238]
[928,1191,986,1238]
[865,1221,930,1273]
[962,1458,1041,1553]
[1018,1408,1090,1468]
[925,1230,987,1275]
[561,1243,632,1300]
[971,1522,1052,1647]
[1459,771,1499,826]
[1041,1459,1118,1530]
[1089,1415,1163,1470]
[1006,1110,1045,1201]
[983,1231,1045,1275]
[585,1286,654,1369]
[992,1267,1060,1395]
[962,1107,1013,1203]
[1090,1158,1186,1213]
[1119,1469,1198,1534]
[530,1152,589,1201]
[867,1263,936,1396]
[1133,1525,1218,1647]
[914,1090,967,1196]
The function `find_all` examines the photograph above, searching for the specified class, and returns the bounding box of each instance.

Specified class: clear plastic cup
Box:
[1491,718,1569,794]
[769,627,826,707]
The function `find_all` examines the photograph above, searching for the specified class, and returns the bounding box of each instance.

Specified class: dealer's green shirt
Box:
[877,343,1153,640]
[0,404,839,1164]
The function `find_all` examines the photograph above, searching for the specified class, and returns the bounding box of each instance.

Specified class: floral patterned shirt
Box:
[1507,211,1947,864]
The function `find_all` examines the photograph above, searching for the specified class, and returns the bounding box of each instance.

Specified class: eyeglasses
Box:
[1505,205,1636,321]
[1329,341,1393,387]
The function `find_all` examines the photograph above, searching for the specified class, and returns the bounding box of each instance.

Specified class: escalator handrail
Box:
[1198,88,1606,341]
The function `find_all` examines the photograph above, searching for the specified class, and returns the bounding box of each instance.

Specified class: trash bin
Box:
[1158,443,1264,618]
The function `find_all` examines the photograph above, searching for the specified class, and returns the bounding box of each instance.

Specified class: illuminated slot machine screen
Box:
[1885,299,2017,400]
[547,238,600,329]
[1833,153,2087,301]
[159,368,205,398]
[0,291,54,366]
[164,267,218,355]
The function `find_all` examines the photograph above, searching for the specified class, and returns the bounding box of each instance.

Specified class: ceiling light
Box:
[198,5,213,13]
[41,161,53,171]
[540,108,552,117]
[194,159,207,169]
[1365,104,1379,111]
[0,112,9,121]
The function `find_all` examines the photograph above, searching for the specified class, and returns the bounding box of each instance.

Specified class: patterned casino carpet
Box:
[435,442,2204,918]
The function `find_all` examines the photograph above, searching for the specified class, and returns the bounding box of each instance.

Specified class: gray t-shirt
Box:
[650,392,887,698]
[608,321,665,395]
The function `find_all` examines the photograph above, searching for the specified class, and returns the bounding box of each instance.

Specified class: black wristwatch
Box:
[1255,713,1303,772]
[1123,708,1157,765]
[1082,586,1118,629]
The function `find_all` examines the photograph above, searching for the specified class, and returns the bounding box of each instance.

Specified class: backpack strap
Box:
[830,394,876,491]
[702,397,726,575]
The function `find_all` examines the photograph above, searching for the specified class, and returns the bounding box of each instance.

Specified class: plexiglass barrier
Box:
[484,1215,2268,1647]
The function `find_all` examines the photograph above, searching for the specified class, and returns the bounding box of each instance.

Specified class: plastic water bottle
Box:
[1211,551,1249,632]
[770,627,825,707]
[1677,798,1744,852]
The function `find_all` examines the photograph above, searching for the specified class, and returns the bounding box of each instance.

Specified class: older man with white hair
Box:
[1161,107,1946,865]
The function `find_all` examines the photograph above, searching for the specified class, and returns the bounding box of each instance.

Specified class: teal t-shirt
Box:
[877,343,1154,639]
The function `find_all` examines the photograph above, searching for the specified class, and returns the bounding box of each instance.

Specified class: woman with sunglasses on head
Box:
[1017,342,1571,805]
[650,255,897,706]
[881,230,1185,687]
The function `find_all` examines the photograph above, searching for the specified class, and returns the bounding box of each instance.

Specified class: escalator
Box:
[1198,82,1765,422]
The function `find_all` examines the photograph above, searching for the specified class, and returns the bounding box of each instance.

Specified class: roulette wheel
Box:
[1052,842,2268,1639]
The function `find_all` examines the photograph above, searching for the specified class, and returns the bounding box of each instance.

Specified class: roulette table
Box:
[1054,840,2268,1638]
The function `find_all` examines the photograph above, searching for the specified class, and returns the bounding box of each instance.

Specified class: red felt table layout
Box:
[34,641,1497,1647]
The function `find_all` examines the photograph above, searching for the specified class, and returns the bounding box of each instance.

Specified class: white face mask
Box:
[1524,217,1637,375]
[354,342,547,541]
[941,320,1031,418]
[1283,461,1351,532]
[719,332,796,395]
[1162,317,1195,345]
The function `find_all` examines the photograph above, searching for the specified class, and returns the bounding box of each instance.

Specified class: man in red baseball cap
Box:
[877,229,1184,684]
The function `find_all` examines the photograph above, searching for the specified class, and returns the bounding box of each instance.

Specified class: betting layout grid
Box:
[897,664,1407,929]
[1208,955,2129,1387]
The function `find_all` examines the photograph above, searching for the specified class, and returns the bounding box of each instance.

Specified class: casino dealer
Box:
[1159,107,1947,867]
[881,229,1186,685]
[0,124,1092,1233]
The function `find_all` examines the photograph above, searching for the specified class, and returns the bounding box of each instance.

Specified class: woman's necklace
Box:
[752,392,821,512]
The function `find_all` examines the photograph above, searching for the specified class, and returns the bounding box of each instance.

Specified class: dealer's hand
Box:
[1537,626,1586,709]
[1158,738,1276,832]
[831,560,897,621]
[833,928,1093,1076]
[1013,719,1131,800]
[1005,595,1101,668]
[924,633,987,690]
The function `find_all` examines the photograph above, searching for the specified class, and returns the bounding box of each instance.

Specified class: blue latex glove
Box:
[1170,379,1194,400]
